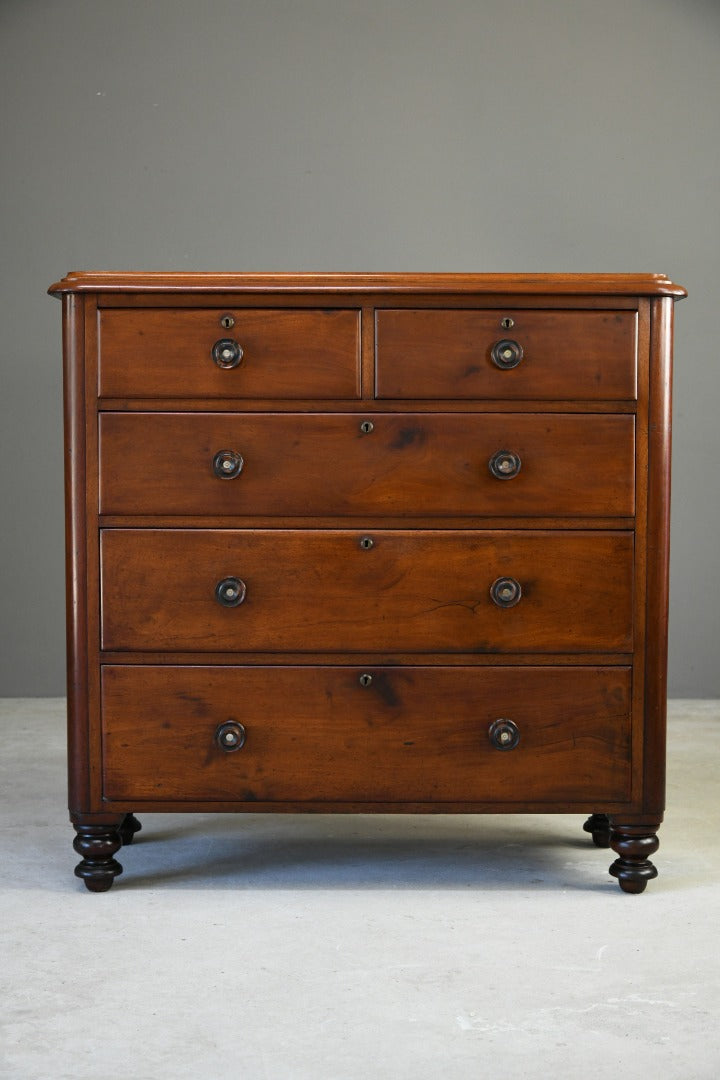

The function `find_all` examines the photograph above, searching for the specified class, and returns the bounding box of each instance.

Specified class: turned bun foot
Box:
[73,823,123,892]
[614,874,653,895]
[583,813,611,848]
[118,813,142,846]
[80,872,121,893]
[609,821,660,894]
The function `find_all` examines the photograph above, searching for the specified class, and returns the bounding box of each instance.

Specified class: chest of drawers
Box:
[49,271,686,893]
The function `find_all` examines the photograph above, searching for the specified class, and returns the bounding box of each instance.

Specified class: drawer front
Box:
[98,309,361,399]
[100,529,634,653]
[101,665,632,803]
[376,309,637,399]
[99,412,635,518]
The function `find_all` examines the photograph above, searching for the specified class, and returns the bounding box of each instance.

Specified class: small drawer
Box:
[101,665,632,803]
[375,309,638,399]
[98,308,361,399]
[99,412,635,518]
[100,529,634,653]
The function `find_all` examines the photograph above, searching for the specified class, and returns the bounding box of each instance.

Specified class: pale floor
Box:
[0,699,718,1080]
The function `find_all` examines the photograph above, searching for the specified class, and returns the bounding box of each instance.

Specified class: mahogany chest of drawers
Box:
[49,272,686,893]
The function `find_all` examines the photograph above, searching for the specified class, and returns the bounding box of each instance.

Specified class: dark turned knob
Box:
[489,450,522,479]
[212,449,244,479]
[215,577,247,607]
[215,721,246,751]
[212,338,244,369]
[490,339,524,369]
[490,576,522,608]
[488,718,520,751]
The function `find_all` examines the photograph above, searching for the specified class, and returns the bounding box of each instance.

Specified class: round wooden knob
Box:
[212,338,244,369]
[215,721,246,751]
[491,339,524,369]
[488,719,520,751]
[212,449,244,479]
[490,576,522,608]
[215,577,247,607]
[489,450,522,479]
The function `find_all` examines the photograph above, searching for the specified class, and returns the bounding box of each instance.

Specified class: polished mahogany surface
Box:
[51,271,685,892]
[99,412,635,518]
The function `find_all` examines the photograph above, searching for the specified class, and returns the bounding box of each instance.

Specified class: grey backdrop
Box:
[1,0,718,696]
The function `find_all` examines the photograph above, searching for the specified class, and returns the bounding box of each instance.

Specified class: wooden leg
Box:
[73,822,124,892]
[583,813,611,848]
[118,813,142,846]
[608,820,660,894]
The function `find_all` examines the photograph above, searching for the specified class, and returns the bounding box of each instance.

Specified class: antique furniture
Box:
[49,272,686,892]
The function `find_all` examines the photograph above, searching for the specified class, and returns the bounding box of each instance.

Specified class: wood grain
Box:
[98,308,361,399]
[49,271,687,298]
[51,271,684,892]
[100,529,634,653]
[376,309,638,400]
[101,665,632,803]
[98,412,635,518]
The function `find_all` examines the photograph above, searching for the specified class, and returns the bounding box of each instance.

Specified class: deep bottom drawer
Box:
[101,665,632,803]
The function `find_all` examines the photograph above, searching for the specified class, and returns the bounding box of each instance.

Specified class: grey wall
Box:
[1,0,718,696]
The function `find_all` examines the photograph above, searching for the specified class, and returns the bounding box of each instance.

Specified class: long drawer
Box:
[101,665,632,803]
[98,308,361,399]
[99,412,635,518]
[100,529,634,653]
[375,309,638,399]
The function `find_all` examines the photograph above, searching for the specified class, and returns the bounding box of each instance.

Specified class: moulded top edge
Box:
[47,271,687,299]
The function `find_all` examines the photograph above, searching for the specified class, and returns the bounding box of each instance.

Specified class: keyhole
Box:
[359,536,374,550]
[501,316,514,329]
[220,314,235,329]
[360,420,374,434]
[359,673,373,687]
